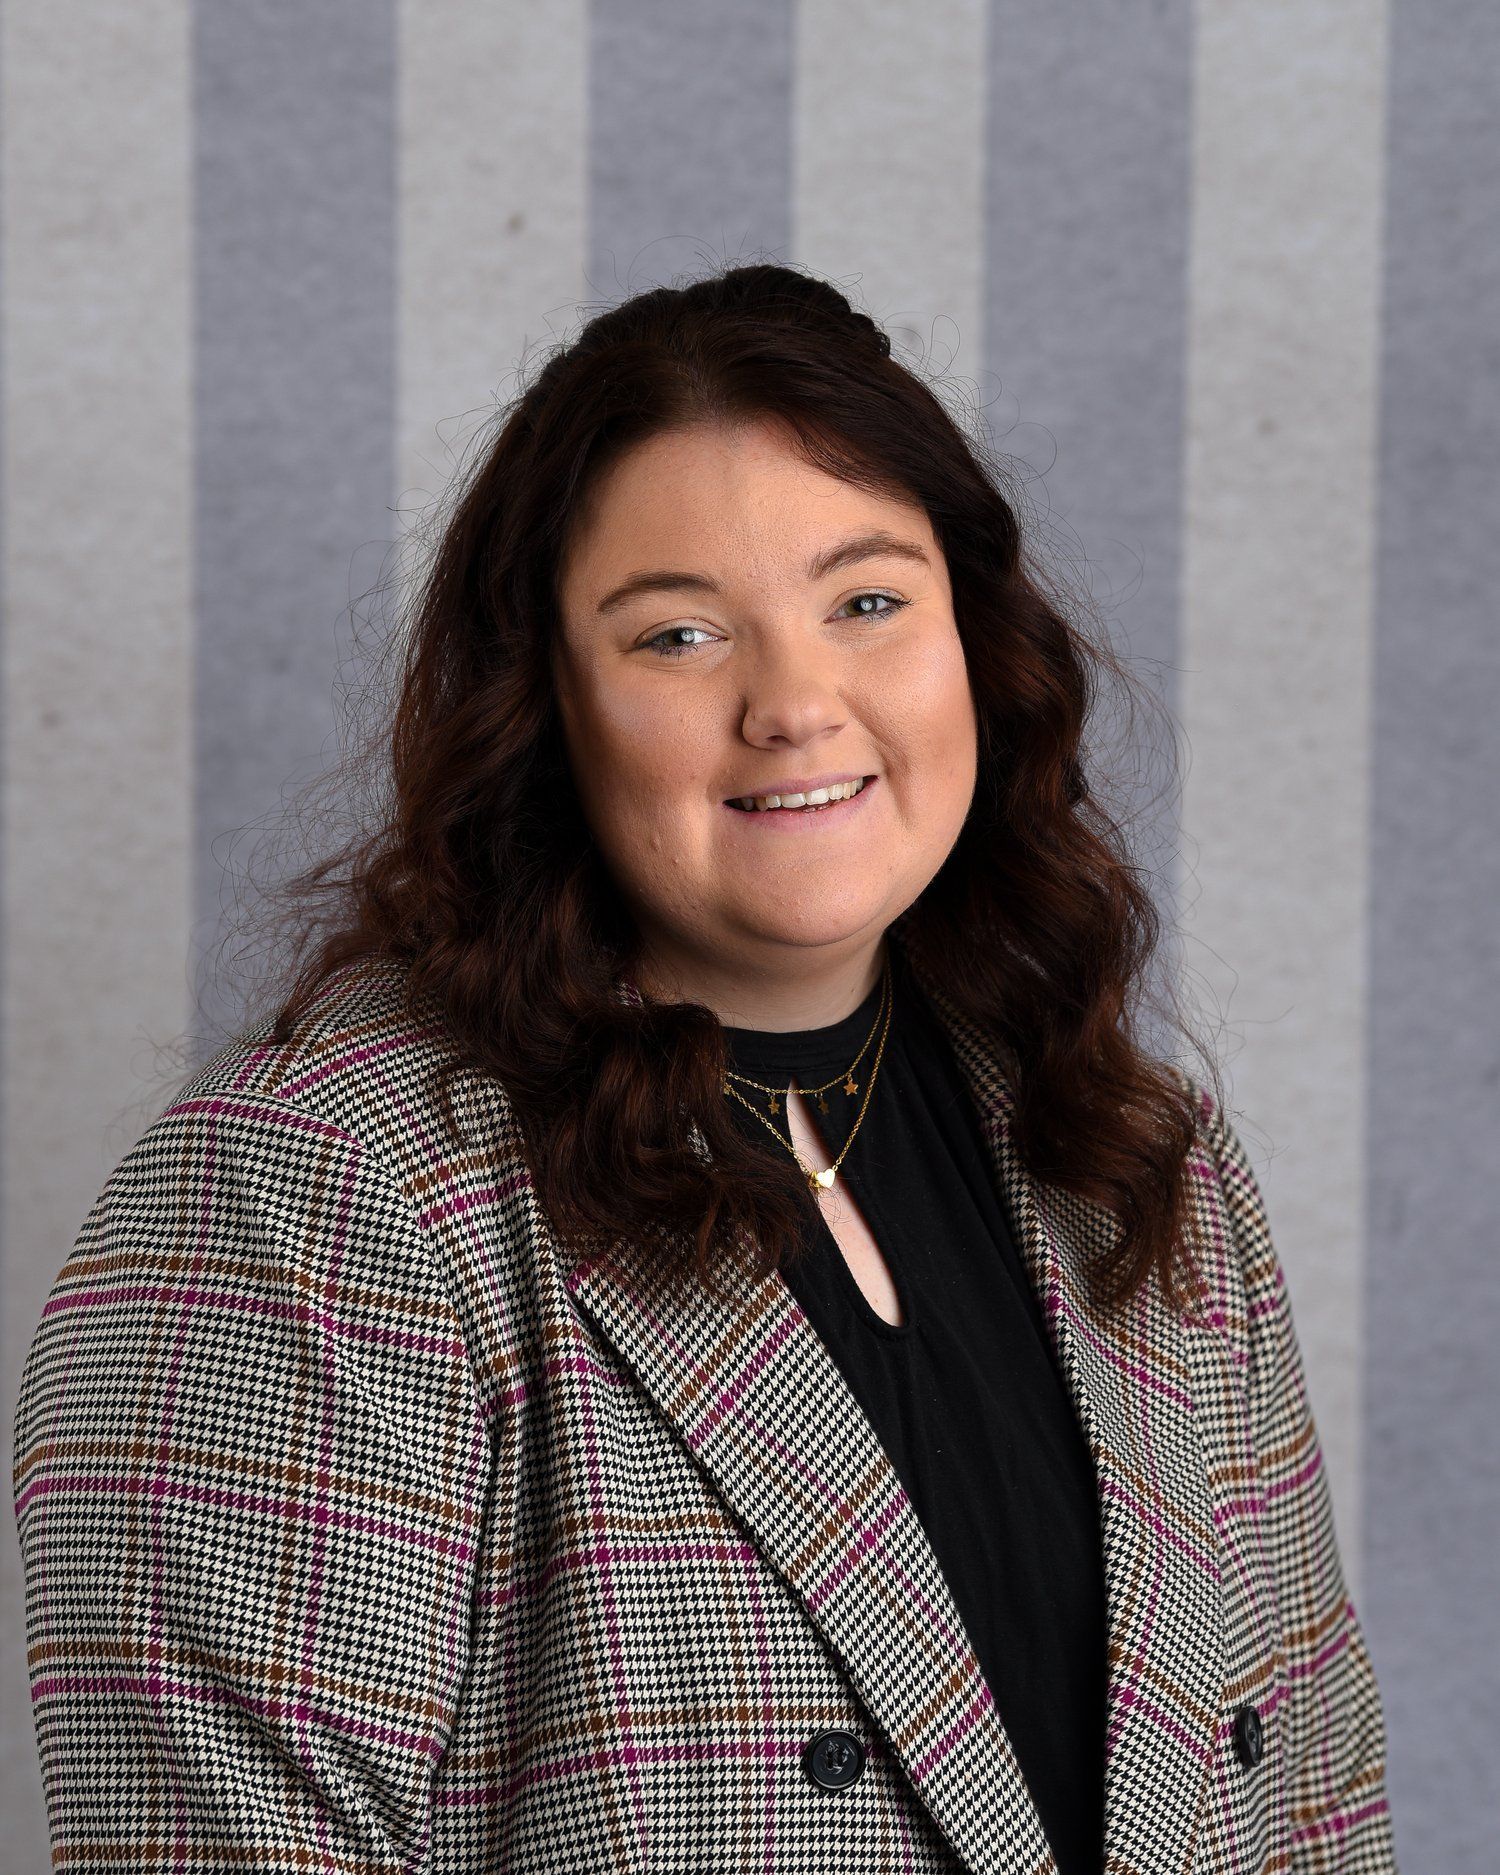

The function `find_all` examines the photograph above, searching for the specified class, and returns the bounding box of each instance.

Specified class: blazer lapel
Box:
[565,1221,1057,1875]
[566,937,1224,1875]
[909,945,1226,1875]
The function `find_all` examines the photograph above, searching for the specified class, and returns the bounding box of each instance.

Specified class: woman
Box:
[13,264,1396,1872]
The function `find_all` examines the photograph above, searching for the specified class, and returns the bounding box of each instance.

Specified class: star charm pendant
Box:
[817,1093,830,1113]
[768,1094,780,1115]
[843,1074,859,1096]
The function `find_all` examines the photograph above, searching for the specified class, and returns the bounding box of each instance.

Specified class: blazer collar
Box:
[565,928,1223,1875]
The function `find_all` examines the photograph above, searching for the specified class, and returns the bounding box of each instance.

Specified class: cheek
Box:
[571,701,715,865]
[584,752,673,863]
[877,635,977,782]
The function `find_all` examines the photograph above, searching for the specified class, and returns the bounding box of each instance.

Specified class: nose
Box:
[737,649,850,753]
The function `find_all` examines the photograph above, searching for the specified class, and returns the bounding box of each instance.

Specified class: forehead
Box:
[558,420,934,605]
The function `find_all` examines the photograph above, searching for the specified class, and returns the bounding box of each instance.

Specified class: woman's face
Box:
[553,417,978,996]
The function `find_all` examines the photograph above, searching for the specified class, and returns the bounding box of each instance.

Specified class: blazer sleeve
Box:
[1204,1095,1399,1872]
[12,1091,492,1872]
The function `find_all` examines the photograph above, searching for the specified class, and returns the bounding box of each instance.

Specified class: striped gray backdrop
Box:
[2,1,1495,1866]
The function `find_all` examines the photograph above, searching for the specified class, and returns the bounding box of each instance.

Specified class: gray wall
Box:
[2,1,1494,1865]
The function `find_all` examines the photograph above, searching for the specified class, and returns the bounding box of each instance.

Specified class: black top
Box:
[720,941,1107,1875]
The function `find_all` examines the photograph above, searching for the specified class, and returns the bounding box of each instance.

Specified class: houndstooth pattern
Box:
[12,927,1397,1872]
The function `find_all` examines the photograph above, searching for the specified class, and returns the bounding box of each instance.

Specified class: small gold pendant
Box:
[816,1093,829,1113]
[768,1094,780,1115]
[810,1167,836,1191]
[843,1074,858,1095]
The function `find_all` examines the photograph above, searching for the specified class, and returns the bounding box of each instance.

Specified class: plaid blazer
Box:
[13,934,1397,1873]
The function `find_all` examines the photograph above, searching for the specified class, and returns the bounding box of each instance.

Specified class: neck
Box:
[631,933,890,1033]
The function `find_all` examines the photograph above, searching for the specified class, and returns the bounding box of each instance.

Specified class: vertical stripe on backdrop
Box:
[1365,0,1500,1863]
[0,4,193,1860]
[589,0,795,301]
[792,0,987,386]
[1177,0,1388,1585]
[193,0,398,1056]
[982,0,1194,1041]
[396,2,587,524]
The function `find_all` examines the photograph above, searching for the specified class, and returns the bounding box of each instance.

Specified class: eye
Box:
[834,590,908,623]
[639,591,908,660]
[640,623,719,660]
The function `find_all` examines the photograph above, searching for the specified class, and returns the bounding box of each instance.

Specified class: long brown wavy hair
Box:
[234,261,1222,1318]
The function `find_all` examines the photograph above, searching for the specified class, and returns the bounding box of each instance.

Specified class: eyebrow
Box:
[593,529,933,616]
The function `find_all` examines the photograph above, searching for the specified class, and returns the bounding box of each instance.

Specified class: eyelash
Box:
[641,591,910,660]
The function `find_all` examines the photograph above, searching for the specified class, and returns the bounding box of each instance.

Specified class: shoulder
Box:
[165,954,522,1199]
[78,953,521,1296]
[1160,1062,1309,1446]
[63,957,537,1385]
[137,958,541,1393]
[1155,1061,1266,1363]
[15,958,504,1501]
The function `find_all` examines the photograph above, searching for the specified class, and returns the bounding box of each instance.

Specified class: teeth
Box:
[735,777,868,812]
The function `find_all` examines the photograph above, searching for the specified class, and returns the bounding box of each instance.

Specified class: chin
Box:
[734,898,890,949]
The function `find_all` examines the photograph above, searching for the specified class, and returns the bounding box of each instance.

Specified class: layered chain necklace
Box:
[720,953,893,1195]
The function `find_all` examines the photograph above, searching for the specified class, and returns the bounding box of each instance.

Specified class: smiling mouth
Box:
[725,776,875,813]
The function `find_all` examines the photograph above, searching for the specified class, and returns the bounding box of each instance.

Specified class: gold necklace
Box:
[727,958,889,1113]
[720,955,893,1194]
